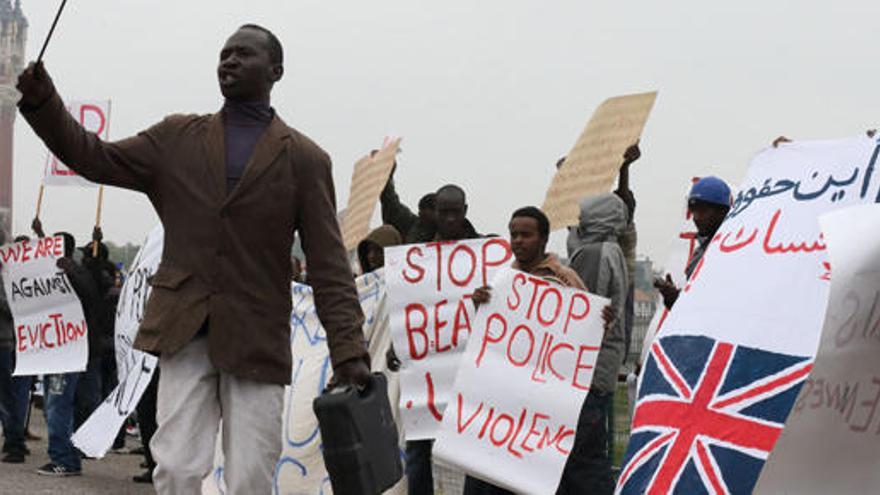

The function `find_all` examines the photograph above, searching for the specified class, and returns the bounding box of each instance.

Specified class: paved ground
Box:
[0,411,154,495]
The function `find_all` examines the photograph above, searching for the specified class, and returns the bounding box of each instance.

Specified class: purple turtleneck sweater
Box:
[222,99,275,194]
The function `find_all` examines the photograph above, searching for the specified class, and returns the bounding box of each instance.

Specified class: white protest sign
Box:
[42,100,109,187]
[385,238,512,440]
[754,204,880,494]
[434,269,607,494]
[73,226,163,458]
[1,236,88,375]
[618,136,880,494]
[204,271,406,495]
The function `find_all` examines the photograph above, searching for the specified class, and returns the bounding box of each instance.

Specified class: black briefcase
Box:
[313,372,403,495]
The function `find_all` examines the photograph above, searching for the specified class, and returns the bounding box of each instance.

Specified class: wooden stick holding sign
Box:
[37,0,70,64]
[92,186,104,257]
[34,184,45,220]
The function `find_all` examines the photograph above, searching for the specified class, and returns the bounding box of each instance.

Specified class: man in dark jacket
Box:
[17,24,370,493]
[405,183,479,495]
[380,172,437,244]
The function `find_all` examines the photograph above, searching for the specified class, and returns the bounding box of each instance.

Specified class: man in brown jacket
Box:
[17,24,370,493]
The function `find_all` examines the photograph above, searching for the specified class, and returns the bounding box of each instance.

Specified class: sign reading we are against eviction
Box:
[434,269,607,494]
[385,238,512,439]
[0,236,88,375]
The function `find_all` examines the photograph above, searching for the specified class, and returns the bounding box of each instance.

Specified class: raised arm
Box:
[17,63,165,193]
[379,173,419,237]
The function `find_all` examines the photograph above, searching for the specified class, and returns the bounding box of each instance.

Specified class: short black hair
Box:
[13,235,28,243]
[418,193,437,211]
[511,206,550,239]
[54,232,76,258]
[240,24,283,65]
[436,184,467,203]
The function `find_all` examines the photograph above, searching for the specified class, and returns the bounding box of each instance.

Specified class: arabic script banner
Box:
[618,136,880,495]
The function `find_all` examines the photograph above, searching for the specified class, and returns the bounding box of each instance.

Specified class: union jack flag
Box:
[617,335,813,495]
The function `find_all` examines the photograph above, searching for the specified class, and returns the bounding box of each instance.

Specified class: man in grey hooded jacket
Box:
[557,192,629,494]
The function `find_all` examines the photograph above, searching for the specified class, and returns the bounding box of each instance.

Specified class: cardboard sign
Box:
[619,136,880,494]
[433,269,608,494]
[72,226,163,458]
[42,100,110,187]
[385,238,512,440]
[755,205,880,493]
[0,236,88,375]
[542,92,657,230]
[341,138,402,251]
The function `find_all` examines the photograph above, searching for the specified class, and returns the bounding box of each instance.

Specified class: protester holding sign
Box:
[559,192,629,493]
[17,25,370,494]
[654,176,731,309]
[463,206,587,494]
[392,182,482,495]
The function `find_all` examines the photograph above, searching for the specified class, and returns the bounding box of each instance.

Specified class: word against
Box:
[386,238,512,440]
[435,269,607,495]
[1,236,88,375]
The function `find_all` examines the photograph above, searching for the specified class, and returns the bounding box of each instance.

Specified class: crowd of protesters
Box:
[0,21,743,495]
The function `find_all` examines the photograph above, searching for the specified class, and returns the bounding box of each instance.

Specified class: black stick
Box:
[36,0,69,64]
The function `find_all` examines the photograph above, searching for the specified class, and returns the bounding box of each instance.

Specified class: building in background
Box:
[629,257,659,365]
[0,0,26,235]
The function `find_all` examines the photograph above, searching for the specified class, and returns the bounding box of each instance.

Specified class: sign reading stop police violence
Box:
[433,269,607,494]
[385,238,512,439]
[0,236,89,375]
[42,100,110,187]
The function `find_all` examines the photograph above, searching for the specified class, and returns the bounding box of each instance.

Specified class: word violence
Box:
[478,273,599,390]
[16,314,87,352]
[453,393,575,458]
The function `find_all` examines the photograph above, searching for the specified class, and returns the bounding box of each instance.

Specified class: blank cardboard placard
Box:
[542,92,657,230]
[341,138,402,251]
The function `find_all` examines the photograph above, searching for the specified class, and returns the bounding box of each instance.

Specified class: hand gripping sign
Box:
[385,238,513,439]
[433,268,607,495]
[0,236,88,375]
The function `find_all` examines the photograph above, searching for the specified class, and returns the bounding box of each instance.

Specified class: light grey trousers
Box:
[151,337,284,495]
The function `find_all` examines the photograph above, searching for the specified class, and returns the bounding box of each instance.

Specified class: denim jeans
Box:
[0,349,33,455]
[45,373,81,471]
[556,391,613,495]
[74,358,103,431]
[405,439,434,495]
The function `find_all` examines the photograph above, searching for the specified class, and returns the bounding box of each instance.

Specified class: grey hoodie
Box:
[566,193,629,395]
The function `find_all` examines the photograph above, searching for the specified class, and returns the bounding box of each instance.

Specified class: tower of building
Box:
[0,0,26,235]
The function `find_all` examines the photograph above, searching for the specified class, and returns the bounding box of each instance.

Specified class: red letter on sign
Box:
[476,313,508,367]
[481,238,513,287]
[405,304,429,360]
[403,247,426,284]
[563,293,590,335]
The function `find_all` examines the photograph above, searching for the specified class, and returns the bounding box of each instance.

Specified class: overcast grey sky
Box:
[10,0,879,264]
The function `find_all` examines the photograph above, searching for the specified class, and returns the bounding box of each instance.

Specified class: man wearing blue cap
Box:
[654,176,731,309]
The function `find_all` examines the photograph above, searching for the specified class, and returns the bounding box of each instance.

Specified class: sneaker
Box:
[36,463,82,477]
[2,452,25,464]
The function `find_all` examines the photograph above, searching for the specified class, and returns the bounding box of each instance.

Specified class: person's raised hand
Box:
[772,136,791,148]
[330,357,371,389]
[31,218,45,238]
[16,62,55,109]
[622,142,641,166]
[92,226,103,243]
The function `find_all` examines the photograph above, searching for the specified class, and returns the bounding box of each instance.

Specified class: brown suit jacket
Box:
[21,92,367,385]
